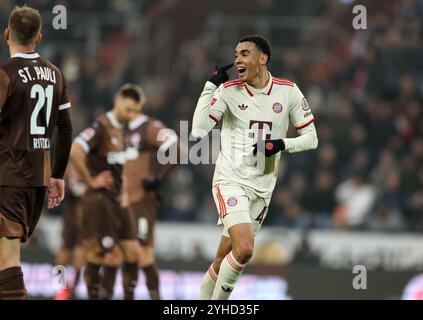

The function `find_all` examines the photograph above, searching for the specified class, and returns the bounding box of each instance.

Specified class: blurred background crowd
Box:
[1,0,422,233]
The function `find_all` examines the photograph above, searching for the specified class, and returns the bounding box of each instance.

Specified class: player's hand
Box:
[253,139,285,157]
[208,63,234,86]
[48,178,65,209]
[143,176,161,192]
[89,170,114,190]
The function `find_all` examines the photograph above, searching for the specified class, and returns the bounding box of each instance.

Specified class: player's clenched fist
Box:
[253,139,285,157]
[208,63,234,86]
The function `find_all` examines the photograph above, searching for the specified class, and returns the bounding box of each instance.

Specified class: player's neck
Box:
[9,43,37,57]
[248,69,269,89]
[110,110,123,124]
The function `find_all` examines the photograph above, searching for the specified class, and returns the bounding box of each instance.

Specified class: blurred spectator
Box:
[366,202,406,232]
[370,149,401,191]
[366,173,406,231]
[334,173,377,230]
[161,166,198,221]
[270,189,309,230]
[301,171,335,229]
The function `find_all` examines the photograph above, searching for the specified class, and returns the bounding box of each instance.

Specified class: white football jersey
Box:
[194,72,315,198]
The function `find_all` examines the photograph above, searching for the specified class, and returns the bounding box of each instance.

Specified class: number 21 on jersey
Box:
[30,84,53,135]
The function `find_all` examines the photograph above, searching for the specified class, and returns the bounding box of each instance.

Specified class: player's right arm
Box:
[192,64,233,139]
[70,124,113,189]
[192,82,229,139]
[0,67,10,108]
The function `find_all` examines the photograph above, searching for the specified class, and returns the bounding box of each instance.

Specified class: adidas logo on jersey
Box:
[238,104,248,110]
[221,286,233,293]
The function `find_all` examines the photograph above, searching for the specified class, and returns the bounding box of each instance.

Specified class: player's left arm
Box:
[49,76,73,208]
[254,84,318,157]
[53,108,73,178]
[283,84,318,153]
[52,75,73,180]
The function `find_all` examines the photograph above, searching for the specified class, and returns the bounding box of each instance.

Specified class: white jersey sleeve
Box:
[192,81,227,139]
[283,84,318,153]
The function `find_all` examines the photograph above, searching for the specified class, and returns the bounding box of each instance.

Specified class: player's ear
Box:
[35,32,42,45]
[4,28,9,42]
[260,53,268,66]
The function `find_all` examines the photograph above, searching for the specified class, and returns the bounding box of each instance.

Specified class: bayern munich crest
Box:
[272,102,283,113]
[227,197,238,207]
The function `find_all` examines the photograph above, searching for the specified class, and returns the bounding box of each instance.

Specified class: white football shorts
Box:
[212,182,271,237]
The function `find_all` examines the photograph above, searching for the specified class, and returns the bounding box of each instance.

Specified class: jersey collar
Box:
[129,114,149,130]
[106,111,123,129]
[243,71,273,97]
[11,52,40,59]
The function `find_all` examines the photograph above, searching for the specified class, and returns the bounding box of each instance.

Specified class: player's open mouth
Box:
[237,66,247,75]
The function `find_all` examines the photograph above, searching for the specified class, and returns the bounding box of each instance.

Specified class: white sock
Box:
[198,264,218,299]
[211,251,245,300]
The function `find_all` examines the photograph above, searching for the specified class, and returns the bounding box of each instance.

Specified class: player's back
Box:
[0,52,69,187]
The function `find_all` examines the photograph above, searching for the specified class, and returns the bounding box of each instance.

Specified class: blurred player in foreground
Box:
[70,84,142,299]
[123,87,178,299]
[0,6,72,299]
[192,34,318,299]
[54,165,86,300]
